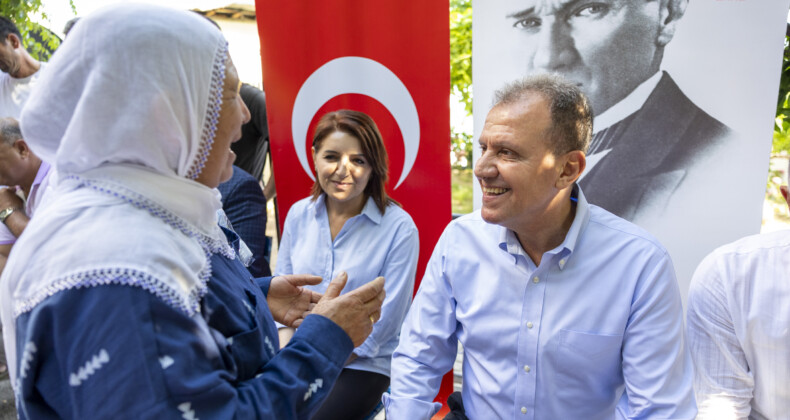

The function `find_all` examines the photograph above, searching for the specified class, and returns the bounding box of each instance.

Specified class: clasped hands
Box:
[0,186,25,211]
[267,272,385,346]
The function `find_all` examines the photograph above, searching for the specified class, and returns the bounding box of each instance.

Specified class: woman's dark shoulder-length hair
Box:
[310,109,400,214]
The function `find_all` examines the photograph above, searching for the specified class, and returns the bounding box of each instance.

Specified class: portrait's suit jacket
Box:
[579,72,733,221]
[218,165,271,277]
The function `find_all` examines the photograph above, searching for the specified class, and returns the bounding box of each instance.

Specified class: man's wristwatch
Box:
[0,207,17,224]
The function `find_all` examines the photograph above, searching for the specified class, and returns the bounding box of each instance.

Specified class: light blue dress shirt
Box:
[384,186,695,419]
[275,194,419,377]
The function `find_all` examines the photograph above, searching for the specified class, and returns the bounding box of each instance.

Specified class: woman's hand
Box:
[267,274,322,327]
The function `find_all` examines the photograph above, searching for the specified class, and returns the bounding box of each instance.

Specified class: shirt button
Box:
[523,365,531,372]
[521,407,527,414]
[526,322,533,329]
[532,276,539,283]
[559,258,566,267]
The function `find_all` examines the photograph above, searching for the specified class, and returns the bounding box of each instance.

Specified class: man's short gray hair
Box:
[493,73,593,155]
[0,117,22,146]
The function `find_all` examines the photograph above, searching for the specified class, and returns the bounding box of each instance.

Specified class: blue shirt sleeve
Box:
[353,221,418,360]
[616,253,696,419]
[272,201,297,277]
[14,285,353,420]
[385,228,454,418]
[256,276,272,297]
[218,166,271,277]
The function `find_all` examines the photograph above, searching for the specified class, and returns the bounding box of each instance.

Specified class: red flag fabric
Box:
[255,0,453,413]
[255,1,450,292]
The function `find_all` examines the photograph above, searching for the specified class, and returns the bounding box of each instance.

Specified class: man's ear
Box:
[657,0,688,47]
[556,150,585,190]
[13,139,30,158]
[6,33,21,49]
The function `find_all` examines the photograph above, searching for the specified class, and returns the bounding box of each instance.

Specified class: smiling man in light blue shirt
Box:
[384,74,695,419]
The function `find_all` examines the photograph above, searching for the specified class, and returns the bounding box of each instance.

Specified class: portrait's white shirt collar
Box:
[593,71,662,133]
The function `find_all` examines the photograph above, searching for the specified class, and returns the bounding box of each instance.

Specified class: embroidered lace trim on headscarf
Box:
[63,174,234,258]
[13,266,211,318]
[186,42,228,180]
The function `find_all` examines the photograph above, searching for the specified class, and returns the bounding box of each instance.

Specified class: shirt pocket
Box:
[552,329,624,402]
[558,329,622,360]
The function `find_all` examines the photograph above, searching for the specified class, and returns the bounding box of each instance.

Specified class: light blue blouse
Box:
[275,195,419,377]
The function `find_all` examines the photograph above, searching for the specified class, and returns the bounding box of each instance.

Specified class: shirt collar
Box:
[312,194,327,218]
[359,196,382,224]
[559,184,591,268]
[593,71,662,133]
[32,161,51,187]
[499,227,525,257]
[312,194,381,225]
[497,184,591,270]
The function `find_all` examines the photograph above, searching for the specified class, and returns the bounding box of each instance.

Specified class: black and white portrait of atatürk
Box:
[473,0,790,298]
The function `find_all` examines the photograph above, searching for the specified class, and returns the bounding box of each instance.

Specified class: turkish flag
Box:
[255,0,452,413]
[255,2,450,291]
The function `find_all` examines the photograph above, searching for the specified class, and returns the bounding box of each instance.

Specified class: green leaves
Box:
[774,33,790,154]
[450,0,472,116]
[450,0,473,168]
[0,0,76,61]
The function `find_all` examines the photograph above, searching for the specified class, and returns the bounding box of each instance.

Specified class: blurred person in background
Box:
[0,17,43,118]
[686,160,790,419]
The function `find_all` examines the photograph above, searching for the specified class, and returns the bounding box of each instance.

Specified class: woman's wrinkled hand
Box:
[267,274,322,327]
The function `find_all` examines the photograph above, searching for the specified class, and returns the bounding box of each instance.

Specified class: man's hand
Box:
[0,187,24,212]
[0,187,28,239]
[312,272,385,347]
[267,274,322,327]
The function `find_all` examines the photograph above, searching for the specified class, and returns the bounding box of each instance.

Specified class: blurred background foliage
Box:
[450,0,473,172]
[450,0,472,116]
[766,27,790,225]
[0,0,75,60]
[774,30,790,155]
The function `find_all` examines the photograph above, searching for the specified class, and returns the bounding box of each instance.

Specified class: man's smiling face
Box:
[475,94,564,231]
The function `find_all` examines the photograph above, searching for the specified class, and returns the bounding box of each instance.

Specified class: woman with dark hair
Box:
[276,110,419,420]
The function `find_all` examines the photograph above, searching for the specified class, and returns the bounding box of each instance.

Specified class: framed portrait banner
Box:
[473,0,790,303]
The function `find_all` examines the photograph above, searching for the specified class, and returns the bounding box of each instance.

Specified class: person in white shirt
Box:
[0,117,51,267]
[0,117,50,382]
[0,16,42,119]
[686,164,790,419]
[0,17,45,386]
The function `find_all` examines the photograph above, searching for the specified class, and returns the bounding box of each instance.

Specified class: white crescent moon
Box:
[291,56,420,188]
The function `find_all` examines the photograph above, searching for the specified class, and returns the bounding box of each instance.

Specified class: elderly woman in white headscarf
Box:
[0,4,384,419]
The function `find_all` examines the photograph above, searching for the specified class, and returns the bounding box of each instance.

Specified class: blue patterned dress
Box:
[13,227,352,419]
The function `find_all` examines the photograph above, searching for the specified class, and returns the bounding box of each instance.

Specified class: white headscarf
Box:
[0,3,234,383]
